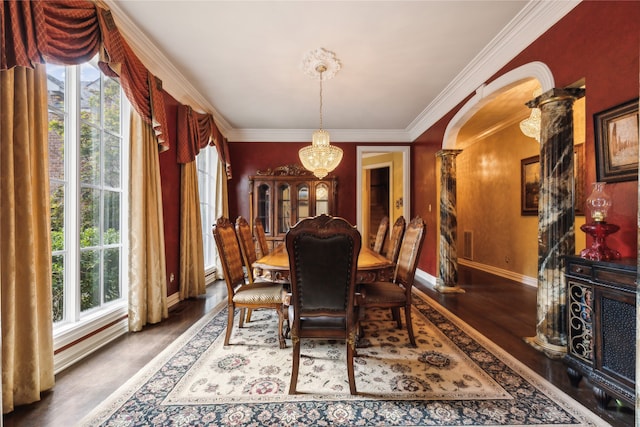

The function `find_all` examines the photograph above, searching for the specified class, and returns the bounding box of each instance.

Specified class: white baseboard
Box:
[458,259,537,287]
[415,261,537,290]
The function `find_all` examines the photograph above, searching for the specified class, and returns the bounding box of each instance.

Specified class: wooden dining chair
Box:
[235,216,265,285]
[385,216,406,265]
[359,216,426,347]
[285,214,362,394]
[372,216,389,254]
[213,217,286,349]
[254,218,270,258]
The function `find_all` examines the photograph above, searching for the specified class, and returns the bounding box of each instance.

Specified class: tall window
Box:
[47,57,129,328]
[197,146,221,279]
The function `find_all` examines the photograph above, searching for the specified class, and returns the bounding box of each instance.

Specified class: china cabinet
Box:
[564,255,636,409]
[249,164,337,252]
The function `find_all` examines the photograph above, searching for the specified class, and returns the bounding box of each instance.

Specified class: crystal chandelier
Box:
[299,48,343,179]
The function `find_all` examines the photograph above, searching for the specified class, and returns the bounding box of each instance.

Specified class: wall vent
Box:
[463,231,473,260]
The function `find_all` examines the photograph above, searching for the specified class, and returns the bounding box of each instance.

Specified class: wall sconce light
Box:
[520,88,542,142]
[579,182,621,260]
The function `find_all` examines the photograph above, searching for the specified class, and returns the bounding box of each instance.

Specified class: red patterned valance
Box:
[1,0,100,69]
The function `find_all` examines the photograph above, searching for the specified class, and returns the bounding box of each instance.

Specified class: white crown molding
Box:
[228,128,413,143]
[99,0,233,137]
[407,0,580,142]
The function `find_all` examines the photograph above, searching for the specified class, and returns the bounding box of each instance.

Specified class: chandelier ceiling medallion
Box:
[299,48,343,179]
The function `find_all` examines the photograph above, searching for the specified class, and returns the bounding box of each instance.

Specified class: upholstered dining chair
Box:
[385,216,406,265]
[213,217,286,349]
[285,214,362,395]
[359,216,426,347]
[372,216,389,254]
[254,218,270,258]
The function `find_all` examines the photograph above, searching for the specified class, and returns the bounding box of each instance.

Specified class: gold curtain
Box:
[0,64,55,413]
[179,162,205,299]
[128,111,168,332]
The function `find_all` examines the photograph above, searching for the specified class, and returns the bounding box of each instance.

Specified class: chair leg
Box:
[347,331,357,395]
[405,305,416,347]
[224,304,235,346]
[239,308,246,328]
[392,307,402,328]
[246,308,253,323]
[277,307,286,349]
[289,337,300,394]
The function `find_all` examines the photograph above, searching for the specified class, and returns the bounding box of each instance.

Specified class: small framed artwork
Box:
[594,98,639,183]
[521,155,540,216]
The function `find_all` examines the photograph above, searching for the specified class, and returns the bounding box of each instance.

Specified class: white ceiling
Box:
[105,0,579,143]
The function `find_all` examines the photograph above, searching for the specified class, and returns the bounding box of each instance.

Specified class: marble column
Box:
[436,149,465,293]
[525,87,585,358]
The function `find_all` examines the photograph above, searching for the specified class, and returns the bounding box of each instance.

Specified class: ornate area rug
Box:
[79,292,608,426]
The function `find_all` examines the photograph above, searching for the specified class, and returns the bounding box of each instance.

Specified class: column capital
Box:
[436,149,463,158]
[526,87,585,109]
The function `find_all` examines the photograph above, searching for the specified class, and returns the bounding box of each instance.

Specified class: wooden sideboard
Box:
[564,255,636,409]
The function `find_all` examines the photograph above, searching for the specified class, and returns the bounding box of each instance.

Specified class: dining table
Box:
[253,243,395,284]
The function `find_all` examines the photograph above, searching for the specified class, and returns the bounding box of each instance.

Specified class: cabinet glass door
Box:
[277,183,292,234]
[316,183,329,215]
[297,184,309,219]
[257,183,271,233]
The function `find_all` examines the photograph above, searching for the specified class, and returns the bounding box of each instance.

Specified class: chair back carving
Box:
[372,216,389,254]
[212,217,246,296]
[254,218,270,257]
[236,216,260,284]
[386,216,406,264]
[394,216,426,289]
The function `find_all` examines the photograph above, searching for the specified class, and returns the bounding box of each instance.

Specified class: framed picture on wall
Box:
[521,155,540,216]
[594,98,639,183]
[521,145,585,216]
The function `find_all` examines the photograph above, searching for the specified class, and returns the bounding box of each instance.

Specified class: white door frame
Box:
[356,146,410,235]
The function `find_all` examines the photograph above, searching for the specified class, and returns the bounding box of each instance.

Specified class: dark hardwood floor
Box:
[3,266,634,426]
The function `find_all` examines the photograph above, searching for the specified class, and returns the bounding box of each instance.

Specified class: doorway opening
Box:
[368,167,390,249]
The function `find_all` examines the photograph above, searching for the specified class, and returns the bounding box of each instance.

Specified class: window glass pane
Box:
[104,248,120,302]
[104,190,120,244]
[258,184,270,234]
[80,123,101,185]
[80,62,101,125]
[278,184,291,233]
[316,183,329,215]
[46,64,65,110]
[52,254,64,322]
[80,187,100,247]
[104,133,121,188]
[298,185,309,219]
[48,111,65,180]
[50,182,65,250]
[104,77,120,134]
[80,249,100,311]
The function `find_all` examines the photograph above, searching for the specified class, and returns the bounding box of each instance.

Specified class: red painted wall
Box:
[158,92,181,296]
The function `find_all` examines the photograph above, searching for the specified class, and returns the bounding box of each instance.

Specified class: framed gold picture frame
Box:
[594,98,639,183]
